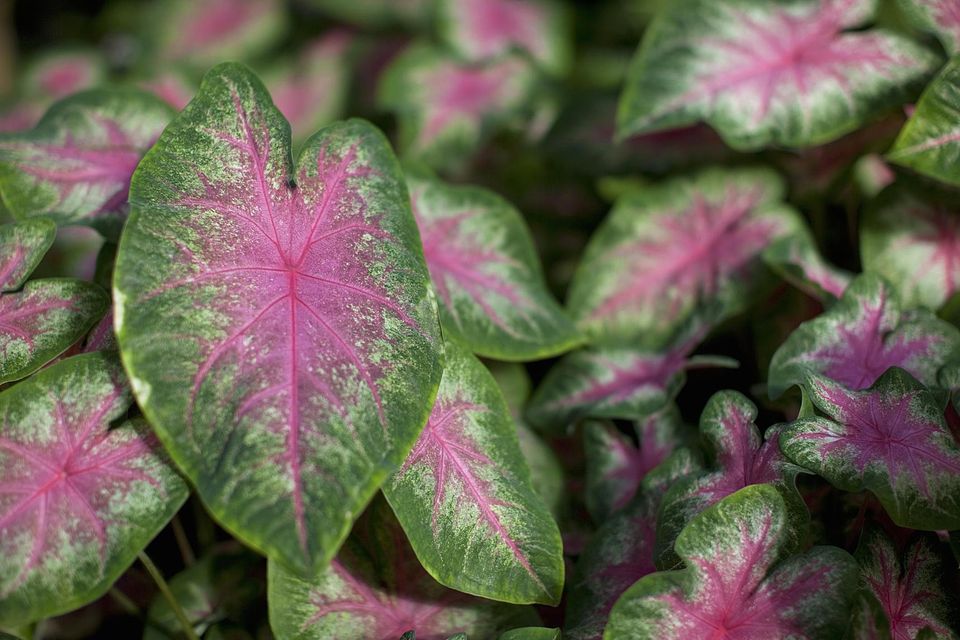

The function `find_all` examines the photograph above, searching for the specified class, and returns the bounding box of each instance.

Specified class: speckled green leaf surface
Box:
[782,369,960,530]
[566,167,801,343]
[0,89,174,239]
[768,274,960,398]
[617,0,938,150]
[408,169,581,361]
[267,497,537,640]
[384,339,563,605]
[0,352,189,627]
[604,485,858,640]
[113,63,443,575]
[0,219,55,292]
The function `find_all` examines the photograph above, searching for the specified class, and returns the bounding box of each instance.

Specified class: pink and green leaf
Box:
[267,497,537,640]
[21,51,105,103]
[617,0,938,150]
[782,368,960,530]
[0,352,189,626]
[0,218,56,292]
[409,168,582,360]
[383,339,563,605]
[763,225,852,301]
[0,89,174,239]
[768,273,960,398]
[566,167,802,342]
[896,0,960,54]
[604,484,859,640]
[113,63,443,575]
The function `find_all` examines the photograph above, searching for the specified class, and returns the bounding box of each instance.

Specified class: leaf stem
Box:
[108,586,140,617]
[139,551,200,640]
[170,514,196,566]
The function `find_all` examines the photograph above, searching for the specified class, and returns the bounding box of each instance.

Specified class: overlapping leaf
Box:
[384,339,563,605]
[768,274,960,398]
[409,169,581,360]
[566,167,801,342]
[267,497,537,640]
[0,352,189,626]
[604,484,859,640]
[0,218,55,292]
[897,0,960,54]
[0,89,174,238]
[763,226,851,301]
[114,64,443,575]
[617,0,938,150]
[782,369,960,530]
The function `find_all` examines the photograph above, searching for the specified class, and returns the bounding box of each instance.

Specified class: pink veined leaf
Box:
[159,0,286,66]
[764,226,852,302]
[142,71,197,112]
[897,0,960,53]
[0,218,56,292]
[0,352,188,626]
[83,310,116,353]
[25,53,104,101]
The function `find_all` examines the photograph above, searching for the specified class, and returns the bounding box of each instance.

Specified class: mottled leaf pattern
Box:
[763,226,851,301]
[384,339,563,605]
[617,0,937,149]
[768,274,960,398]
[0,218,56,292]
[0,89,174,238]
[409,169,581,360]
[0,352,188,626]
[567,167,800,342]
[604,485,859,640]
[267,497,536,640]
[113,64,443,574]
[897,0,960,53]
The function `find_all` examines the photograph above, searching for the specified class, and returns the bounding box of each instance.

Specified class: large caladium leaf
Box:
[889,58,960,188]
[861,183,960,310]
[566,167,801,342]
[378,45,537,167]
[0,218,55,292]
[113,64,443,575]
[408,168,581,360]
[856,529,958,640]
[768,274,960,398]
[383,339,563,605]
[782,369,960,530]
[617,0,937,150]
[267,497,537,640]
[604,484,859,640]
[897,0,960,54]
[437,0,571,75]
[0,90,174,239]
[763,226,851,302]
[0,352,189,626]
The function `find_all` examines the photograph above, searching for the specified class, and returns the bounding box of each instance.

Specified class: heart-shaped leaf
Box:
[782,368,960,530]
[267,497,537,640]
[0,352,189,626]
[897,0,960,54]
[383,339,563,605]
[113,63,443,575]
[604,484,859,640]
[763,226,851,301]
[566,167,801,342]
[768,273,960,398]
[617,0,938,150]
[861,183,960,310]
[0,89,174,239]
[0,218,55,292]
[409,168,581,360]
[437,0,571,75]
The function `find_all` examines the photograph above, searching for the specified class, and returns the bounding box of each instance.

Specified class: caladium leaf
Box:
[861,183,960,310]
[498,628,560,640]
[856,529,958,640]
[383,339,563,605]
[0,352,189,626]
[22,51,105,103]
[267,497,537,640]
[763,226,851,301]
[897,0,960,54]
[0,218,56,292]
[409,168,581,360]
[113,63,444,575]
[437,0,572,75]
[0,278,109,384]
[0,89,174,239]
[656,391,806,568]
[782,369,960,530]
[604,484,859,640]
[889,58,960,188]
[566,167,801,342]
[768,273,960,399]
[378,45,538,168]
[616,0,938,150]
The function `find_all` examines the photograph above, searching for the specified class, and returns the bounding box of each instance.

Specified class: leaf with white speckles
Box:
[604,484,859,640]
[0,352,188,627]
[897,0,960,54]
[617,0,938,150]
[113,63,443,575]
[384,339,563,605]
[0,218,55,292]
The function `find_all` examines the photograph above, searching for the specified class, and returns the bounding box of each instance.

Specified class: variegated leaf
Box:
[763,225,851,301]
[897,0,960,54]
[0,218,55,292]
